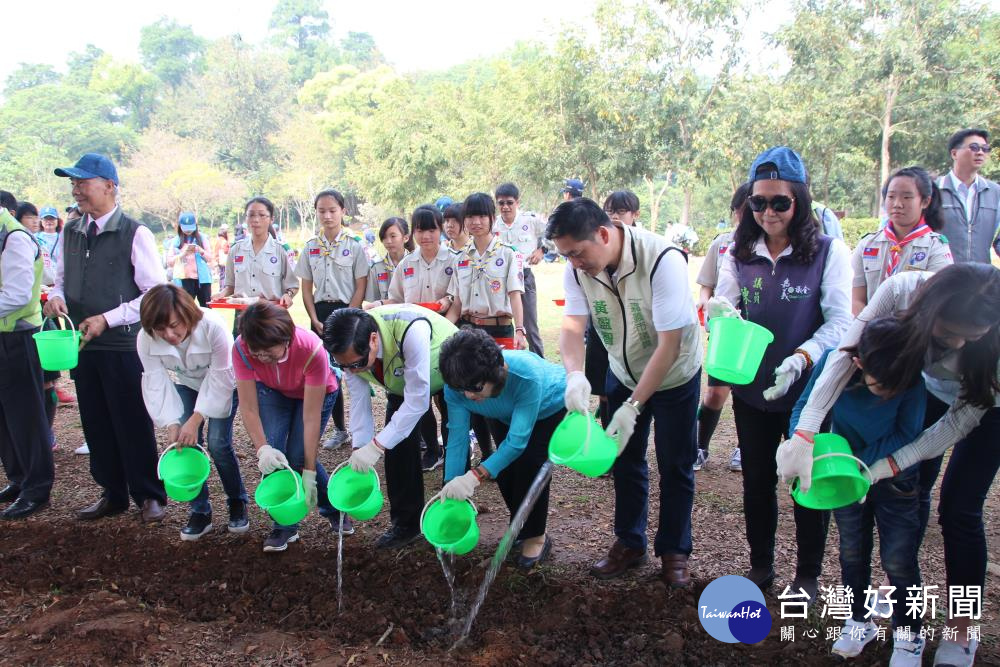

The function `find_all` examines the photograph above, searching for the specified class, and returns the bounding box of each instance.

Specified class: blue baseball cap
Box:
[178,211,197,232]
[748,146,807,185]
[561,178,584,196]
[434,196,454,212]
[39,206,59,219]
[54,153,119,185]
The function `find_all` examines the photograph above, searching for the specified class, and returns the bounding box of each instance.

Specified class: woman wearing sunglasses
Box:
[232,302,348,552]
[850,167,952,315]
[439,327,566,569]
[707,146,852,600]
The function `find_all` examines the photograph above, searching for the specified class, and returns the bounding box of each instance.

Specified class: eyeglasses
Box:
[747,195,795,213]
[248,344,287,361]
[497,199,516,207]
[605,208,632,216]
[335,356,369,370]
[966,143,992,154]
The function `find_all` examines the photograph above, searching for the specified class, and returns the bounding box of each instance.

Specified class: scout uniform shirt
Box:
[851,226,953,302]
[455,236,524,318]
[493,211,545,259]
[295,228,369,304]
[388,247,458,304]
[695,231,733,289]
[366,254,401,302]
[225,235,297,300]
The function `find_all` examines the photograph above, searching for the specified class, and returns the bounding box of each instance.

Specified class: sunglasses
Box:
[335,356,369,370]
[497,199,517,207]
[747,195,795,213]
[966,143,992,154]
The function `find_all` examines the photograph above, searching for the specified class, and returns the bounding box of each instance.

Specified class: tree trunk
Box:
[879,73,898,208]
[679,187,692,228]
[643,172,672,234]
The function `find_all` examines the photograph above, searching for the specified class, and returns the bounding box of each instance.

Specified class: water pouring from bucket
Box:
[328,461,384,521]
[421,493,480,556]
[790,433,872,510]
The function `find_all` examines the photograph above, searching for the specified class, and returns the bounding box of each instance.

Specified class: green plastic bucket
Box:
[255,467,308,525]
[791,433,872,510]
[328,464,384,521]
[33,315,81,371]
[157,444,211,502]
[704,317,774,385]
[548,411,617,477]
[421,495,479,555]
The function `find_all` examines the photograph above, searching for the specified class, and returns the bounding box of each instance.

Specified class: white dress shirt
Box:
[0,222,39,319]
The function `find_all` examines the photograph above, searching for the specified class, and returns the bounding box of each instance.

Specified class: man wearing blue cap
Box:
[561,178,585,201]
[44,153,168,523]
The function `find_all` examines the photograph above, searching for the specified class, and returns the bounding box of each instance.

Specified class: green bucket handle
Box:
[789,452,874,504]
[41,313,77,336]
[156,442,210,481]
[331,460,382,490]
[274,464,304,501]
[418,491,478,535]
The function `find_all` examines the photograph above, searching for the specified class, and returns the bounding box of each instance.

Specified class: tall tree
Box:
[268,0,336,83]
[139,18,207,88]
[4,63,61,96]
[65,44,106,87]
[89,56,161,131]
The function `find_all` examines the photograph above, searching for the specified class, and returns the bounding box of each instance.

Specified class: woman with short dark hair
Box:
[439,328,567,569]
[138,283,248,541]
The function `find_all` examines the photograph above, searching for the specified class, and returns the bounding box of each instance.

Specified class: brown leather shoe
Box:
[141,499,166,523]
[77,497,128,521]
[661,554,691,588]
[590,541,648,580]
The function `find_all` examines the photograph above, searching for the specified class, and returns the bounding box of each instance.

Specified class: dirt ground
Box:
[1,377,997,667]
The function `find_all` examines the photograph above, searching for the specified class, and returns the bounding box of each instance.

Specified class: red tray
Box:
[208,300,248,310]
[494,337,517,350]
[417,302,443,312]
[553,299,565,306]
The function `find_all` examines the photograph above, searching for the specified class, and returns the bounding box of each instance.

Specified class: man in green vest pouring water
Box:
[323,305,457,549]
[0,205,54,519]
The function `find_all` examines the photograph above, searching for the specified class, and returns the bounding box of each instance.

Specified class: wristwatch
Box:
[625,397,644,413]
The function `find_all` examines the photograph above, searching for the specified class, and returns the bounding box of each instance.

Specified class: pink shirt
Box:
[233,327,337,399]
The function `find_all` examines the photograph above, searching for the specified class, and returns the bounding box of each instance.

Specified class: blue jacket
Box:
[170,234,213,284]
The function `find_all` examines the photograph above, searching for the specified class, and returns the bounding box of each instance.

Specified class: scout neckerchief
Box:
[883,217,931,279]
[466,236,501,276]
[315,228,350,257]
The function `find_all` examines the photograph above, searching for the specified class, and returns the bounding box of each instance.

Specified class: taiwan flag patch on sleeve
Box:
[404,267,415,277]
[309,247,321,255]
[458,260,470,268]
[863,247,879,258]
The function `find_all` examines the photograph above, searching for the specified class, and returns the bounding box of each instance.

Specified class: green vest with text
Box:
[0,210,43,333]
[357,304,458,396]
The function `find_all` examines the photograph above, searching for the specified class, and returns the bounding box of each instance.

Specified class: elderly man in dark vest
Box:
[43,153,168,522]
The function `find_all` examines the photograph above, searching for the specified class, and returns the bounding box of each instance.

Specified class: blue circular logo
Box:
[269,256,278,264]
[697,575,772,644]
[495,258,504,267]
[342,249,350,256]
[445,267,453,275]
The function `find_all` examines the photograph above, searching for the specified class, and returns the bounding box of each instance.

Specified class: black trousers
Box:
[418,392,448,457]
[72,349,165,507]
[315,300,349,431]
[488,409,563,540]
[732,394,829,577]
[180,279,211,307]
[383,392,425,532]
[0,328,54,502]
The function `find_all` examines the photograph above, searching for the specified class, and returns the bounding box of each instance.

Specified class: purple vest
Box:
[732,235,832,412]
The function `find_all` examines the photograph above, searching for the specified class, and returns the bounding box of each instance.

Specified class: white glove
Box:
[441,470,480,500]
[256,445,289,475]
[776,432,814,492]
[763,353,808,401]
[564,371,592,413]
[349,441,382,473]
[866,458,894,485]
[605,402,640,455]
[302,469,318,510]
[706,296,741,320]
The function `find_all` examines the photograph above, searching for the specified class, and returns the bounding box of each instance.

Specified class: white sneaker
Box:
[831,619,879,659]
[322,429,351,450]
[693,449,709,471]
[728,447,741,472]
[74,442,90,455]
[890,634,925,667]
[933,637,978,666]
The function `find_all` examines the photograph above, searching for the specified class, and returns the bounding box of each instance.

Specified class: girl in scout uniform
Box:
[296,189,368,450]
[216,197,298,312]
[443,203,470,255]
[851,166,953,315]
[693,183,750,473]
[137,284,248,541]
[709,147,852,600]
[365,218,413,304]
[454,192,528,350]
[382,205,460,471]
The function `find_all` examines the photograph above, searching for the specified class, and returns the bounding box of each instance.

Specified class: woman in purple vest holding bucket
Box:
[707,146,852,601]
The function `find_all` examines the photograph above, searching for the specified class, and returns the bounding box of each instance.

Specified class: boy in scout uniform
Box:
[217,197,298,312]
[851,167,953,314]
[323,305,458,549]
[455,192,528,349]
[493,183,546,355]
[549,197,703,588]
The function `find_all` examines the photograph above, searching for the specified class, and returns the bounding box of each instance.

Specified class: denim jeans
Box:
[835,466,922,633]
[606,370,700,556]
[256,382,339,529]
[175,384,248,516]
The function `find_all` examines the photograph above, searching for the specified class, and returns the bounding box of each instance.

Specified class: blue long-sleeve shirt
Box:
[443,350,566,481]
[790,350,926,466]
